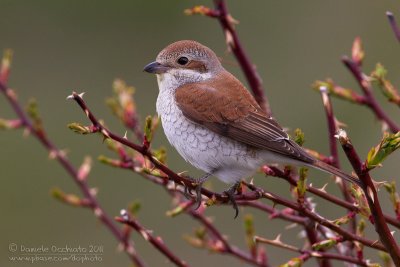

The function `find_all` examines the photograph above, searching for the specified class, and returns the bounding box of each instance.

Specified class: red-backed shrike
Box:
[144,40,360,217]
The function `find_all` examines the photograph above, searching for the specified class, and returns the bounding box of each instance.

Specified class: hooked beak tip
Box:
[143,61,168,74]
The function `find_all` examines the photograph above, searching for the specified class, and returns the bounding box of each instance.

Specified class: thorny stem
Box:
[387,11,400,43]
[319,87,357,255]
[0,88,145,267]
[116,212,189,267]
[244,182,387,252]
[189,210,268,267]
[211,0,271,115]
[118,163,270,266]
[70,92,387,254]
[342,56,400,133]
[254,236,371,266]
[338,133,400,266]
[264,165,400,229]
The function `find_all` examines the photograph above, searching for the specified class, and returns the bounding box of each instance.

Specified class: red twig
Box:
[319,86,357,258]
[69,92,387,255]
[0,89,145,266]
[342,56,400,133]
[337,130,400,265]
[254,236,371,267]
[116,211,189,267]
[189,210,268,267]
[211,0,271,115]
[387,11,400,43]
[263,165,400,229]
[244,182,386,252]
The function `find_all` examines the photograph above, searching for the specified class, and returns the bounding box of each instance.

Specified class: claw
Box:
[183,184,194,199]
[182,173,212,210]
[193,185,203,210]
[223,181,240,219]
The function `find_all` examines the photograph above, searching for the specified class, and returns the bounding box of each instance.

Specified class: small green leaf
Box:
[68,122,92,135]
[280,257,303,267]
[244,214,255,252]
[296,167,308,200]
[128,201,141,216]
[153,146,167,164]
[144,116,153,143]
[312,238,337,251]
[294,128,305,146]
[366,132,400,169]
[26,98,43,132]
[371,63,400,105]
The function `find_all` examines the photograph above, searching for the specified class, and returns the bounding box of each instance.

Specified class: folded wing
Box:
[174,71,314,164]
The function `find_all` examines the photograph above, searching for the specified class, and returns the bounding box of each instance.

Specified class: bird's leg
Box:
[223,181,241,219]
[183,173,212,210]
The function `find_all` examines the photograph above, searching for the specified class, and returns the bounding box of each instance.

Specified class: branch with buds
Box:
[0,52,146,267]
[2,4,400,267]
[185,0,271,115]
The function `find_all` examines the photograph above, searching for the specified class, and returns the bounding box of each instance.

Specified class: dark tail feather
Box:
[311,160,362,187]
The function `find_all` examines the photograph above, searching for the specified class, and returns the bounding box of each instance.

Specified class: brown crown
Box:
[156,40,217,62]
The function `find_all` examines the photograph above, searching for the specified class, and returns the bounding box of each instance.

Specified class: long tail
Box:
[311,160,362,187]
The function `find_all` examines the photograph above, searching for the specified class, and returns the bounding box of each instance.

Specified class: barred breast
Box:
[156,88,265,184]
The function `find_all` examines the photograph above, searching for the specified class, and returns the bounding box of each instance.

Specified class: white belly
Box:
[156,88,265,184]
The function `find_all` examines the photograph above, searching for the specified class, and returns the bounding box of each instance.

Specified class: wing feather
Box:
[174,71,314,163]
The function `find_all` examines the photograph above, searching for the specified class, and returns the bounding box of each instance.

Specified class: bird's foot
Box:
[183,173,212,210]
[223,181,241,219]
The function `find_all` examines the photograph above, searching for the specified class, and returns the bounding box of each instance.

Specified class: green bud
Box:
[67,122,92,135]
[294,128,305,146]
[144,116,153,143]
[296,168,308,199]
[312,238,337,251]
[128,201,141,216]
[371,64,400,105]
[153,147,167,164]
[280,257,303,267]
[366,132,400,169]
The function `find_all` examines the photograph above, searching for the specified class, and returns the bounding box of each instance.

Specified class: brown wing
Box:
[174,71,314,163]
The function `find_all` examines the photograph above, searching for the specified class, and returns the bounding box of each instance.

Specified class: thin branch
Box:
[69,92,387,253]
[319,85,357,259]
[237,200,307,225]
[263,165,400,229]
[189,210,268,267]
[254,236,370,267]
[387,11,400,43]
[190,0,271,114]
[116,211,189,267]
[244,182,387,252]
[0,88,145,266]
[337,130,400,265]
[342,56,400,133]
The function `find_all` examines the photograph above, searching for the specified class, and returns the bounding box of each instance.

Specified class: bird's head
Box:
[144,40,223,88]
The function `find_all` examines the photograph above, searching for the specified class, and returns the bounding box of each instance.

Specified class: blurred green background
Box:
[1,1,400,266]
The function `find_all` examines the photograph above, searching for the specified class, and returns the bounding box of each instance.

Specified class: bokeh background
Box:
[1,1,400,266]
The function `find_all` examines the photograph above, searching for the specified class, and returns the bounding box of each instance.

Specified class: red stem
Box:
[189,210,268,267]
[342,56,400,133]
[116,216,189,267]
[319,87,357,255]
[212,0,271,115]
[265,166,400,229]
[339,135,400,265]
[0,85,146,267]
[70,92,387,253]
[387,11,400,43]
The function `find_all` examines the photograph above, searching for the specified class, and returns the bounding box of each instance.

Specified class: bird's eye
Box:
[177,56,189,65]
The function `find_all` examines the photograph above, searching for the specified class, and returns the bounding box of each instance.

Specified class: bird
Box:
[144,40,361,218]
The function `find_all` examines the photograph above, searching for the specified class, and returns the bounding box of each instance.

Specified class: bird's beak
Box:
[143,61,169,74]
